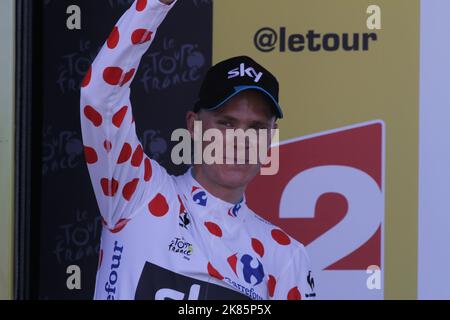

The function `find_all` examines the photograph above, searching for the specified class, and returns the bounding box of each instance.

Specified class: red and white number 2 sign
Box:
[246,121,385,299]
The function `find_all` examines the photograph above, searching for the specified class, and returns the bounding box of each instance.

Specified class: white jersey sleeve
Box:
[80,0,177,230]
[271,245,316,300]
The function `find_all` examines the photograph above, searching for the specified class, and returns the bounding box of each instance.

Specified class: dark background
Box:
[20,0,213,299]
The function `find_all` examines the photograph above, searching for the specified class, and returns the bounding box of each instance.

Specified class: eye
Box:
[218,120,233,128]
[250,125,269,130]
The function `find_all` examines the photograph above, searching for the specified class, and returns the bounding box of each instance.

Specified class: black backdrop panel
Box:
[39,0,212,299]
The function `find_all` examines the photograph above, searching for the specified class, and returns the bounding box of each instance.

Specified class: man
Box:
[80,0,316,300]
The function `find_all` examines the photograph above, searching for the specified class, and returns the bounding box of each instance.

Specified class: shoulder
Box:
[243,206,309,262]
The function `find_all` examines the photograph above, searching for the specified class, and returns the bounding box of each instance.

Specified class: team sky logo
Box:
[135,262,250,300]
[227,253,265,286]
[191,186,207,207]
[227,63,264,83]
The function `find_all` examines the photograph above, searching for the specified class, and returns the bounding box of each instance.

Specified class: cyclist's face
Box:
[187,90,277,190]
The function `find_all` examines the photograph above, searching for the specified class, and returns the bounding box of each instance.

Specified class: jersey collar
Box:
[177,167,247,221]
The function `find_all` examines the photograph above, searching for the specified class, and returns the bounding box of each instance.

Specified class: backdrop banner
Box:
[213,0,419,299]
[39,0,212,299]
[35,0,429,300]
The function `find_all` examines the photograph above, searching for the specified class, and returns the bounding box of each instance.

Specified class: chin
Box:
[215,164,260,189]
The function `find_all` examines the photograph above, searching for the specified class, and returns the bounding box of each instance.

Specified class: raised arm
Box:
[80,0,177,229]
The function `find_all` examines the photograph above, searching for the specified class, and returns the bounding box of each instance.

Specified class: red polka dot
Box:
[148,193,169,217]
[84,105,103,127]
[81,66,92,88]
[136,0,147,11]
[104,140,112,153]
[252,238,265,257]
[131,145,144,167]
[271,229,291,246]
[178,194,186,214]
[120,68,135,87]
[107,26,120,49]
[207,262,224,281]
[101,178,119,197]
[110,219,130,234]
[227,254,238,275]
[122,178,139,201]
[117,143,132,164]
[267,275,276,298]
[287,287,302,300]
[84,146,98,164]
[103,67,123,85]
[131,29,153,45]
[144,158,152,182]
[205,222,222,237]
[112,106,128,128]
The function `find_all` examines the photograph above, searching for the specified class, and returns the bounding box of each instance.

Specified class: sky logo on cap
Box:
[228,63,264,83]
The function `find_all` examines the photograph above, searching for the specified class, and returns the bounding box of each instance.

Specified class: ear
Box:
[186,111,199,138]
[272,121,279,130]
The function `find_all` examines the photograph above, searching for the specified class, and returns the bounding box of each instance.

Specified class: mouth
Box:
[222,148,256,165]
[222,157,254,166]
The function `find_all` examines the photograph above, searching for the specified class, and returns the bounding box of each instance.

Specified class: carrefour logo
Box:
[191,186,207,207]
[104,241,124,300]
[227,253,265,286]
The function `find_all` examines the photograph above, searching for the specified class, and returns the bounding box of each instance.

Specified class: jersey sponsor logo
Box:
[104,241,124,300]
[306,270,316,298]
[191,186,207,206]
[135,262,251,300]
[178,194,191,229]
[227,253,265,286]
[179,212,190,229]
[225,253,266,300]
[228,202,242,218]
[154,285,200,300]
[228,63,264,83]
[168,237,193,260]
[223,277,264,300]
